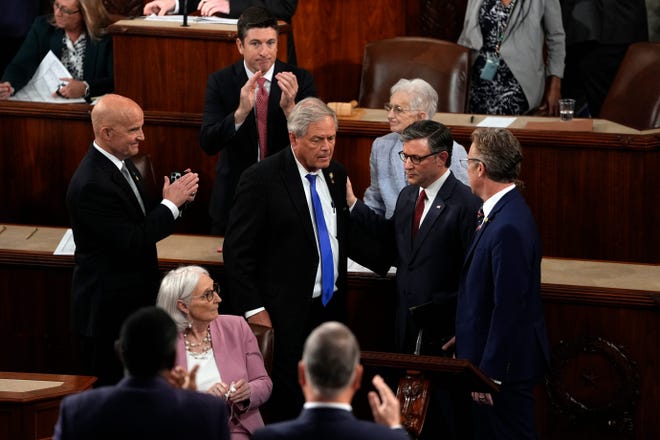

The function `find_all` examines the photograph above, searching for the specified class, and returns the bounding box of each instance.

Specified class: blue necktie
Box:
[305,174,334,306]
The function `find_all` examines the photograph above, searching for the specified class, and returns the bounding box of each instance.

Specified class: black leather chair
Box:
[358,37,470,113]
[600,42,660,130]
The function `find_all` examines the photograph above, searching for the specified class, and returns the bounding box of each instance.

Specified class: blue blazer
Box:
[363,131,470,218]
[252,407,410,440]
[456,189,550,383]
[352,173,481,352]
[1,15,113,97]
[53,376,230,440]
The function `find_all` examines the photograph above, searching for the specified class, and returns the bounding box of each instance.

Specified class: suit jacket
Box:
[252,407,409,440]
[363,132,470,218]
[66,146,176,340]
[175,315,272,436]
[1,15,113,97]
[53,376,230,440]
[458,0,565,109]
[200,59,316,233]
[456,189,550,383]
[223,147,348,417]
[352,173,481,353]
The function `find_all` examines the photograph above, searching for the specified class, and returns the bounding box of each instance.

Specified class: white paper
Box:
[54,229,76,255]
[11,51,86,103]
[347,258,396,275]
[145,14,238,25]
[477,116,516,128]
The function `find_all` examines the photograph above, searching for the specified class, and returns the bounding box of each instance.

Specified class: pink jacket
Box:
[176,315,272,436]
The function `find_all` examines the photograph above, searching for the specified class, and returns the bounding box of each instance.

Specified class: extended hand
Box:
[198,0,230,16]
[276,71,299,116]
[163,169,199,207]
[346,177,357,207]
[235,72,262,125]
[368,374,402,428]
[143,0,175,16]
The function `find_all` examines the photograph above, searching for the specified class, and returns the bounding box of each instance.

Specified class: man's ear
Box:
[236,38,244,55]
[298,360,307,387]
[352,364,363,391]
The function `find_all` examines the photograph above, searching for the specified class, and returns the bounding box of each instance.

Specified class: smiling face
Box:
[386,90,425,134]
[103,105,144,160]
[290,116,337,172]
[236,27,278,74]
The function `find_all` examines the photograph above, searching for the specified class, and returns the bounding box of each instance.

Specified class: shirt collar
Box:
[93,141,124,171]
[244,62,275,83]
[292,147,328,184]
[303,402,352,412]
[482,184,516,218]
[419,168,450,201]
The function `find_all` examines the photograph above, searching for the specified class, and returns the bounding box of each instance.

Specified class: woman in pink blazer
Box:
[157,265,272,440]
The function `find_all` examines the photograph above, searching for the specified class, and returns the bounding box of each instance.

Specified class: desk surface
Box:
[1,224,657,293]
[0,371,95,403]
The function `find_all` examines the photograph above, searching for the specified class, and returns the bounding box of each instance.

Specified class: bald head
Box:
[91,94,145,160]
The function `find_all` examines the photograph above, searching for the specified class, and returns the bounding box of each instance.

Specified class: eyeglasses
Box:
[398,151,438,165]
[53,1,80,15]
[384,103,420,115]
[194,283,220,302]
[459,158,484,169]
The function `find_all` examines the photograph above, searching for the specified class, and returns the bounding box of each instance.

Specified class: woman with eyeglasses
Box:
[0,0,114,100]
[362,78,469,219]
[157,265,272,440]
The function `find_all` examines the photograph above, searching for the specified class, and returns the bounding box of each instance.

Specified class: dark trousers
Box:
[80,335,124,387]
[472,380,538,440]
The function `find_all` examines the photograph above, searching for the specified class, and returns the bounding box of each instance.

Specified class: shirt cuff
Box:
[161,199,180,218]
[245,307,266,319]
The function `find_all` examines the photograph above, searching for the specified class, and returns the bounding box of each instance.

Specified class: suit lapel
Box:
[281,149,317,245]
[91,148,145,217]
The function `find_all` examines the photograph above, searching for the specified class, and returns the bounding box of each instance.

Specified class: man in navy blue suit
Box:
[53,307,230,440]
[453,128,551,439]
[252,321,409,440]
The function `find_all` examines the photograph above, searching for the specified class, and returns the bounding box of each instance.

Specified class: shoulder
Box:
[373,132,400,148]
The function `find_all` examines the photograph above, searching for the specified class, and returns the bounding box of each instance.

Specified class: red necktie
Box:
[412,189,427,239]
[256,77,268,160]
[476,207,485,231]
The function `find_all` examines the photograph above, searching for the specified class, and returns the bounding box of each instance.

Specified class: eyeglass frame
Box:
[53,1,81,15]
[194,282,220,302]
[384,103,421,115]
[398,150,439,165]
[459,157,484,169]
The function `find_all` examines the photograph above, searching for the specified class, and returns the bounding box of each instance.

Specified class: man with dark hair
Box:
[453,127,550,439]
[199,5,316,234]
[224,98,348,421]
[53,307,230,440]
[252,322,409,440]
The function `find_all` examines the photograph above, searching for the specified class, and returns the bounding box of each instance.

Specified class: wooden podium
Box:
[0,372,96,440]
[360,351,498,436]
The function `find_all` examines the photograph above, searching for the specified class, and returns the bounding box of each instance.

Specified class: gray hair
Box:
[400,119,454,167]
[470,128,523,183]
[390,78,438,118]
[156,265,209,331]
[302,322,360,399]
[287,97,338,137]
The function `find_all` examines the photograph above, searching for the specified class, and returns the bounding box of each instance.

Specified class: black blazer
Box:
[66,146,176,339]
[351,173,481,353]
[1,15,113,97]
[200,59,316,233]
[252,407,410,440]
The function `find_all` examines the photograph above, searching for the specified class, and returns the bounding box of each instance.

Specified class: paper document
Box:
[347,258,396,275]
[54,229,76,255]
[145,14,238,25]
[477,116,516,128]
[11,51,86,103]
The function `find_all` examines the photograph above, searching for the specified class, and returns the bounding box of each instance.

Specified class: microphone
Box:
[182,0,189,27]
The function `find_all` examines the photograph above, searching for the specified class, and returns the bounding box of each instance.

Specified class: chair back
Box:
[358,37,470,113]
[248,323,274,376]
[600,42,660,130]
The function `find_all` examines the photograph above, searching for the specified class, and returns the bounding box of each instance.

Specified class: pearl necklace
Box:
[184,326,212,360]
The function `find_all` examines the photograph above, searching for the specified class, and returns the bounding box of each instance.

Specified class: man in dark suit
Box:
[347,119,480,439]
[66,94,199,386]
[223,97,348,422]
[53,306,230,440]
[454,128,551,439]
[252,321,409,440]
[199,6,316,234]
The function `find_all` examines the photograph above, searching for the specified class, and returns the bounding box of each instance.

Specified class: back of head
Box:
[118,306,178,378]
[287,97,337,137]
[237,6,278,41]
[391,78,439,118]
[303,322,360,399]
[470,128,523,183]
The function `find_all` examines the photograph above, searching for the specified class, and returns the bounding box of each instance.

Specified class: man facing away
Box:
[252,321,409,440]
[199,5,316,234]
[53,306,230,440]
[66,93,199,386]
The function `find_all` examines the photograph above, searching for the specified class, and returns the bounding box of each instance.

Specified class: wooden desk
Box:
[1,101,658,262]
[0,372,95,440]
[0,224,658,439]
[107,19,289,113]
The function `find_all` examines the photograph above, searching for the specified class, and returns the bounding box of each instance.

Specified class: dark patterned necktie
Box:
[412,189,427,239]
[476,207,485,231]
